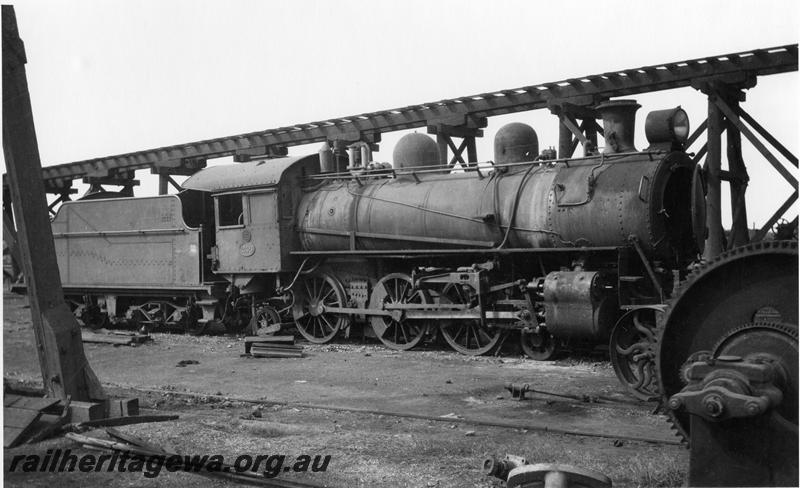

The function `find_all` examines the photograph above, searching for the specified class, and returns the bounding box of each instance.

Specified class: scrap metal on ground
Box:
[484,454,612,488]
[245,335,304,358]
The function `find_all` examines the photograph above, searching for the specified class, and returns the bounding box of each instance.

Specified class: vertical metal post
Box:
[725,96,750,248]
[2,6,104,401]
[704,90,725,259]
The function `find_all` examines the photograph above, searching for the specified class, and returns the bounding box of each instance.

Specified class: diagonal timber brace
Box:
[712,94,797,188]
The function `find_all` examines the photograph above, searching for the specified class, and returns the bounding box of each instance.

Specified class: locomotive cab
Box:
[182,154,320,289]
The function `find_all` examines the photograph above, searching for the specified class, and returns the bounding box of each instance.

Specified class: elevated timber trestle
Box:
[2,44,798,266]
[1,44,796,193]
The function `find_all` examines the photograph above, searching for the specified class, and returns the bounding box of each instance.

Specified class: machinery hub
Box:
[655,241,798,441]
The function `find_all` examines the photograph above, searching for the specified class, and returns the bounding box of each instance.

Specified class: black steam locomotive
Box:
[46,99,704,398]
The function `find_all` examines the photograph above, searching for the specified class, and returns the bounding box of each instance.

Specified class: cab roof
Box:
[181,154,318,192]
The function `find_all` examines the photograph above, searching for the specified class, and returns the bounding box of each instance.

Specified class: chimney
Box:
[595,100,640,154]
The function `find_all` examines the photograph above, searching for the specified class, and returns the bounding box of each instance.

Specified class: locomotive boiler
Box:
[44,99,705,399]
[297,107,695,260]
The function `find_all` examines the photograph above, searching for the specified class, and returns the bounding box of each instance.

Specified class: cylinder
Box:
[542,271,617,340]
[596,100,640,154]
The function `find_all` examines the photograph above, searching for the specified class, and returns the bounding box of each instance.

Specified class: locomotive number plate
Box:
[240,242,256,257]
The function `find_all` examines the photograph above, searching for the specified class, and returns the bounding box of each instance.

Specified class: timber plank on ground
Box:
[4,406,42,447]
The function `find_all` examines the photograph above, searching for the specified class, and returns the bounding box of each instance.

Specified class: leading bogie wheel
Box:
[369,273,430,351]
[520,328,558,360]
[292,273,349,344]
[439,283,501,356]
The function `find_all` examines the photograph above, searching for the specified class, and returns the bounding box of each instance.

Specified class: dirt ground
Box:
[3,293,687,487]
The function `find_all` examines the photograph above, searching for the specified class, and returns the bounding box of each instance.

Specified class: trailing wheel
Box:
[439,283,501,356]
[250,306,281,336]
[609,307,660,401]
[520,328,558,360]
[369,273,430,351]
[292,273,349,344]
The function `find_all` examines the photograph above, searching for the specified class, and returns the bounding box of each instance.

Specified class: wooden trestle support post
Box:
[2,5,105,403]
[695,77,798,259]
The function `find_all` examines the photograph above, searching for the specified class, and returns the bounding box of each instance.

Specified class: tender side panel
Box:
[52,195,204,288]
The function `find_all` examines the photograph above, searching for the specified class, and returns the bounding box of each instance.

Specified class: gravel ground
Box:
[3,293,687,486]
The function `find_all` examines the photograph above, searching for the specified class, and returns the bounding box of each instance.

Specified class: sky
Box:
[3,0,799,228]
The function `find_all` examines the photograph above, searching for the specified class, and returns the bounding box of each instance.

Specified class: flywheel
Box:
[655,241,798,442]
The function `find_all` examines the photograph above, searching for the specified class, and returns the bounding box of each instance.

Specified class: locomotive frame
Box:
[35,99,708,404]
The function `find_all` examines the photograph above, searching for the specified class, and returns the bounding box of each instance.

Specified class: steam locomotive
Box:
[45,99,705,398]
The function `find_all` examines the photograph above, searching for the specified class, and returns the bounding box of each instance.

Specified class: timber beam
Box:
[156,174,183,195]
[4,44,792,192]
[327,132,380,154]
[82,169,140,188]
[2,5,104,402]
[2,210,21,280]
[426,115,487,167]
[46,190,77,215]
[150,157,208,175]
[695,77,798,256]
[233,145,288,162]
[549,102,603,158]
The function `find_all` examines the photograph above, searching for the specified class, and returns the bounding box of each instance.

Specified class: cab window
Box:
[217,193,244,227]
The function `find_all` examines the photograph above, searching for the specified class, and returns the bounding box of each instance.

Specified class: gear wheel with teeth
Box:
[712,321,798,355]
[654,241,798,444]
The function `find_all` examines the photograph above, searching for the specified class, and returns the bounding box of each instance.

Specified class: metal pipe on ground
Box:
[131,386,681,446]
